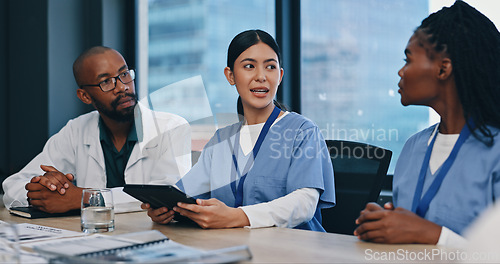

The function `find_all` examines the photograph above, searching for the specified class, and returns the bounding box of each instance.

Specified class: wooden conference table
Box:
[0,207,447,263]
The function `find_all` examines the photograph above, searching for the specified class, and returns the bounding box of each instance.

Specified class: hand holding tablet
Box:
[123,184,196,210]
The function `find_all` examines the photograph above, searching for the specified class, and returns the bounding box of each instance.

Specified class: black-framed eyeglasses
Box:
[79,69,135,92]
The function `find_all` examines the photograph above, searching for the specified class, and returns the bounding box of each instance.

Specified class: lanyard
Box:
[411,122,472,217]
[229,106,281,207]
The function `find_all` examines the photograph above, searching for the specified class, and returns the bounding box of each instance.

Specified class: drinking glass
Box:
[81,189,114,233]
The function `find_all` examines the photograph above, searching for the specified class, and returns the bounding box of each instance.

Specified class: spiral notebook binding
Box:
[78,238,168,258]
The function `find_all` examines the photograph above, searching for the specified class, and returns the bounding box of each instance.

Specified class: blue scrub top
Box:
[178,112,335,232]
[393,124,500,235]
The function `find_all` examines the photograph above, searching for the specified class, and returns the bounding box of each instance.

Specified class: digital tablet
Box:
[123,184,197,210]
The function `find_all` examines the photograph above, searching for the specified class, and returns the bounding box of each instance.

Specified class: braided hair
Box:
[415,0,500,146]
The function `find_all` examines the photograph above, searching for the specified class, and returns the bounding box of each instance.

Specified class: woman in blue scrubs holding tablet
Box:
[143,29,335,231]
[355,1,500,246]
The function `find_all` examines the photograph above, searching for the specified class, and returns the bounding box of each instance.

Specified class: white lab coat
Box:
[2,102,191,212]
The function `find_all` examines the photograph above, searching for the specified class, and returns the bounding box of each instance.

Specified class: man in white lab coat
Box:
[2,46,191,213]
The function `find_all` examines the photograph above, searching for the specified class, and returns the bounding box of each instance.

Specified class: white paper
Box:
[15,223,83,243]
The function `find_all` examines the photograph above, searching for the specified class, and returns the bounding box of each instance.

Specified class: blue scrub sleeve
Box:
[175,134,220,199]
[286,126,335,209]
[492,162,500,201]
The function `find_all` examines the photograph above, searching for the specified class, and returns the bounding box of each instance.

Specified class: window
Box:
[139,0,275,149]
[299,0,500,173]
[138,0,500,170]
[301,0,428,173]
[142,0,275,119]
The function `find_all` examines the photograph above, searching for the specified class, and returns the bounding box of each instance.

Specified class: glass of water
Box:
[81,189,115,233]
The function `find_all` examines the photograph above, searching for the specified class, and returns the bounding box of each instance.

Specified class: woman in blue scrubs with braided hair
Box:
[142,29,335,231]
[355,1,500,246]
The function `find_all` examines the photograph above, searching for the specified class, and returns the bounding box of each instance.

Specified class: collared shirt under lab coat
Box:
[2,102,192,212]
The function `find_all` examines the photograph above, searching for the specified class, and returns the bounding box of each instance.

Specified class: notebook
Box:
[28,230,252,263]
[8,206,80,219]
